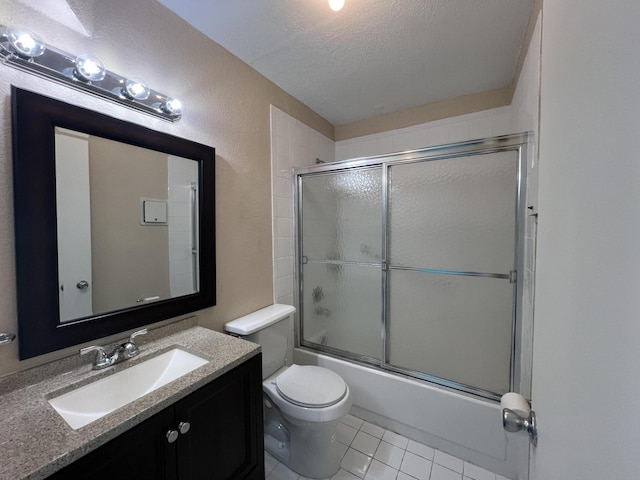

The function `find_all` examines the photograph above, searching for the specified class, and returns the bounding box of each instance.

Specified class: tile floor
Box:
[264,414,511,480]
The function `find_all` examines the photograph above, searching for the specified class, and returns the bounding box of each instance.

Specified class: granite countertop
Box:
[0,319,260,480]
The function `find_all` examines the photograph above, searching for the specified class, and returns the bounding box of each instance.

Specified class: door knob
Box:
[76,280,89,290]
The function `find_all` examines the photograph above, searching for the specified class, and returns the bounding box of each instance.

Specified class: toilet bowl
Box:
[225,304,352,479]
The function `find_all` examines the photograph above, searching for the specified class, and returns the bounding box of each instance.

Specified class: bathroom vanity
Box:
[0,322,263,480]
[48,354,262,480]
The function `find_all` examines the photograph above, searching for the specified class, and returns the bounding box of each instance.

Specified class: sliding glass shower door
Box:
[296,136,526,399]
[299,168,383,361]
[385,152,518,395]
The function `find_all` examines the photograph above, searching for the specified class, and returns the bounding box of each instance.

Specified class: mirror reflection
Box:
[54,127,200,323]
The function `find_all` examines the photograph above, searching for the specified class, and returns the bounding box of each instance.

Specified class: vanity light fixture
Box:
[0,24,183,122]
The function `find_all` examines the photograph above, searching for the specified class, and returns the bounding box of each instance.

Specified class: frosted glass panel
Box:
[302,168,382,262]
[389,151,518,273]
[388,270,512,394]
[302,262,381,360]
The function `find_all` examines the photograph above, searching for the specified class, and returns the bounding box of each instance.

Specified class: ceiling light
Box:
[4,26,46,58]
[74,53,106,82]
[162,97,184,116]
[329,0,345,11]
[124,77,150,100]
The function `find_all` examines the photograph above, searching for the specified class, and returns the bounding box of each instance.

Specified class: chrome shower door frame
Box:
[294,133,529,401]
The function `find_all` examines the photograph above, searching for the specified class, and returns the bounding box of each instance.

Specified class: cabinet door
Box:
[175,354,264,480]
[48,407,177,480]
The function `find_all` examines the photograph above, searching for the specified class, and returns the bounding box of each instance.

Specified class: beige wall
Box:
[0,0,332,377]
[335,87,512,141]
[89,136,170,314]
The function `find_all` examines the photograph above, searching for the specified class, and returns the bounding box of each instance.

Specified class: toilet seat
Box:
[275,365,346,408]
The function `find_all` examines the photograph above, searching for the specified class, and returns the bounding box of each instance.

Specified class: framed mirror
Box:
[12,86,216,359]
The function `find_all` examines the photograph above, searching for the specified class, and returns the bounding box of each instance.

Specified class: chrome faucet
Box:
[80,329,148,370]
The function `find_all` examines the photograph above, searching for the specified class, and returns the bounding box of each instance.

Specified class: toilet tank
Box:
[225,304,296,378]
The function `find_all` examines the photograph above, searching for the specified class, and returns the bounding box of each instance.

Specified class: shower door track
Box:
[294,133,530,402]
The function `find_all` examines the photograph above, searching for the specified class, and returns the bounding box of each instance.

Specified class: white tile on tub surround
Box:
[392,127,428,152]
[427,124,449,146]
[468,117,493,141]
[447,122,470,143]
[275,176,292,199]
[275,196,292,219]
[276,238,293,258]
[276,275,293,300]
[276,256,294,278]
[276,217,293,238]
[491,111,513,136]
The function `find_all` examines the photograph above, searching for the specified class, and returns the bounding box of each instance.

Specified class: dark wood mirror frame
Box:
[12,86,216,359]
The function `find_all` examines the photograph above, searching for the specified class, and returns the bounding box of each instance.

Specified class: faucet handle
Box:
[122,329,148,359]
[80,345,111,369]
[128,328,148,344]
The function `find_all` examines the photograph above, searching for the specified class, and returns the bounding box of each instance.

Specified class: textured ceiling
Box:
[156,0,534,126]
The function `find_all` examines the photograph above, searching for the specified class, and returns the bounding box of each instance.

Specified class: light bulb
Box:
[163,97,184,116]
[74,53,106,82]
[124,77,150,100]
[5,26,46,58]
[329,0,344,11]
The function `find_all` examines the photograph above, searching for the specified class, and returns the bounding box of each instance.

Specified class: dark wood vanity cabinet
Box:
[48,355,264,480]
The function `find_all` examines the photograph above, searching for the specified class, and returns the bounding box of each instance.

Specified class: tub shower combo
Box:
[293,134,532,478]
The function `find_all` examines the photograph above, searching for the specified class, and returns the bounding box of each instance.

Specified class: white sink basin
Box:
[49,348,209,430]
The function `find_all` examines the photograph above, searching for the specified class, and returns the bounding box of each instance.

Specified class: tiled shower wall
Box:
[168,155,199,298]
[270,105,335,361]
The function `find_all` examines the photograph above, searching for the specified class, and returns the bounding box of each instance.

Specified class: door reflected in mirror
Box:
[55,127,200,323]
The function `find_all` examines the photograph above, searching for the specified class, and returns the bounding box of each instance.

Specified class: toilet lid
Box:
[275,365,346,408]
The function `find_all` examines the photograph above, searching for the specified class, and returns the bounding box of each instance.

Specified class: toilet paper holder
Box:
[502,408,537,447]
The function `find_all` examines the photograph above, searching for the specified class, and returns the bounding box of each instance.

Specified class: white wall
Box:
[335,106,513,161]
[531,1,640,479]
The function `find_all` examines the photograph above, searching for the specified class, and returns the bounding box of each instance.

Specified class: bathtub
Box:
[294,348,530,480]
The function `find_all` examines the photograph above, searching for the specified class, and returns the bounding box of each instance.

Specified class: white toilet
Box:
[225,304,352,479]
